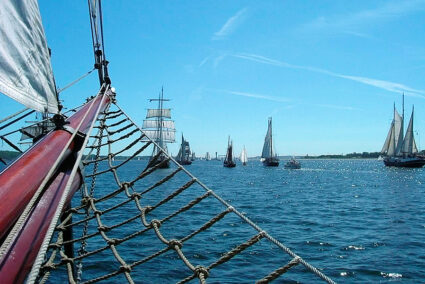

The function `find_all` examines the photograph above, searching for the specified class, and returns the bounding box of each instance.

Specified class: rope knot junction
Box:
[168,239,182,249]
[195,266,209,278]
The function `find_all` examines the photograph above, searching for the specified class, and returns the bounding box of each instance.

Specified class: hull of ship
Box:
[284,163,301,169]
[177,159,192,165]
[383,156,425,168]
[148,157,170,168]
[262,158,279,167]
[224,161,236,167]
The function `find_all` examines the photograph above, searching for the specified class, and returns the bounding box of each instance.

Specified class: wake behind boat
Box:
[381,96,425,168]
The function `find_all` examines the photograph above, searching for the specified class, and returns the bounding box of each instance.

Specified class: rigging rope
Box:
[57,68,96,94]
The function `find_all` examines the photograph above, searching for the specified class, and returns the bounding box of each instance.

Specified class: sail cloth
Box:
[0,0,58,113]
[146,109,171,119]
[141,129,175,142]
[142,120,175,129]
[400,109,418,155]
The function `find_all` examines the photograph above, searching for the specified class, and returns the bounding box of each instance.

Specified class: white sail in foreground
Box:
[0,0,58,113]
[141,130,175,142]
[240,146,247,165]
[400,107,418,155]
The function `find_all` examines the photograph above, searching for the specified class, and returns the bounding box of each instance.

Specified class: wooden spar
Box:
[0,94,110,240]
[0,166,82,283]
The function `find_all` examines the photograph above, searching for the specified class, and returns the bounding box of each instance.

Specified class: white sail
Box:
[261,118,275,159]
[142,120,175,129]
[146,109,171,118]
[394,109,404,155]
[400,108,418,155]
[381,121,393,154]
[141,130,175,142]
[240,147,247,164]
[0,0,58,113]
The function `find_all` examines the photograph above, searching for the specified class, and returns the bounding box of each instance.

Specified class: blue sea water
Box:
[3,158,425,283]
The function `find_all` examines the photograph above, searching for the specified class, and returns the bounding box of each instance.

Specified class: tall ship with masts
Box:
[176,133,192,165]
[142,88,176,168]
[381,96,425,168]
[261,117,279,166]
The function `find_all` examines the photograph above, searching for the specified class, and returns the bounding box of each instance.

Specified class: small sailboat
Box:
[191,152,196,161]
[142,88,176,168]
[261,117,279,167]
[381,100,425,167]
[284,157,301,169]
[223,136,236,168]
[176,133,192,165]
[240,146,248,166]
[205,152,211,161]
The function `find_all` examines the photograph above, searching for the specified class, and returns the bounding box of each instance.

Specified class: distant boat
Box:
[205,152,211,161]
[191,152,196,161]
[223,136,236,168]
[284,157,301,169]
[261,117,279,167]
[381,96,425,168]
[141,87,176,168]
[240,146,248,166]
[176,133,192,165]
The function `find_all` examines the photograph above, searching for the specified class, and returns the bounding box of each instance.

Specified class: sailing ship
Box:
[0,1,335,283]
[175,133,192,165]
[240,146,248,165]
[224,136,236,167]
[191,152,196,161]
[141,88,176,168]
[261,117,279,166]
[381,98,425,167]
[205,152,211,161]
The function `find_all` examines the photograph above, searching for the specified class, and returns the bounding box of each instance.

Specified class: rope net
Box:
[35,100,335,283]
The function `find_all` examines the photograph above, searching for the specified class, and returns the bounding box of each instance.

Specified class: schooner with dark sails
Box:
[176,133,192,165]
[261,117,279,166]
[223,136,236,167]
[142,88,176,168]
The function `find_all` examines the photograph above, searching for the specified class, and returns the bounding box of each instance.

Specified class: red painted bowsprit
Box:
[0,94,110,240]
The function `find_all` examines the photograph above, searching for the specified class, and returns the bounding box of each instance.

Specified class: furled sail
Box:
[146,109,171,118]
[400,108,418,155]
[20,122,55,141]
[142,120,175,129]
[0,0,58,113]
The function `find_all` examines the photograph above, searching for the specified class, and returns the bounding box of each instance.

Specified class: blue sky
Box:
[2,0,425,156]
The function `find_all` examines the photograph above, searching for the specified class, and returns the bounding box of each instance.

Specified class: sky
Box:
[2,0,425,157]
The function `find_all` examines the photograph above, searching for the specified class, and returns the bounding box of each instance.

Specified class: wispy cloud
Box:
[199,55,211,67]
[222,90,290,103]
[212,7,248,40]
[316,104,359,111]
[232,52,425,98]
[301,0,425,33]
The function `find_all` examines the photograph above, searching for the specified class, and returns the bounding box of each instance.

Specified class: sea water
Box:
[2,159,424,283]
